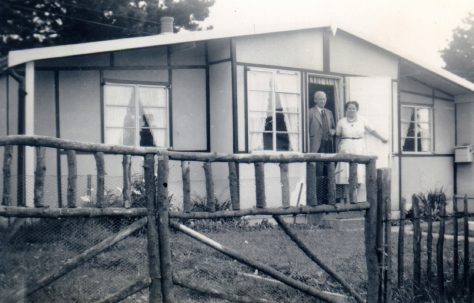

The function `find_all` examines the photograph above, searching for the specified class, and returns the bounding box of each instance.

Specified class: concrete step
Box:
[320,217,365,231]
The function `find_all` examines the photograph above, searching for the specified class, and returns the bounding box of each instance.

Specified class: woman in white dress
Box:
[335,101,388,202]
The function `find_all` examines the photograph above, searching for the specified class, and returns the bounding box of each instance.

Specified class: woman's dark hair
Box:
[345,101,359,111]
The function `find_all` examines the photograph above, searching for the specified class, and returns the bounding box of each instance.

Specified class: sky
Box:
[202,0,474,68]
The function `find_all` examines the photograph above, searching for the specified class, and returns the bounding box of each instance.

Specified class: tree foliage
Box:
[441,12,474,82]
[0,0,215,55]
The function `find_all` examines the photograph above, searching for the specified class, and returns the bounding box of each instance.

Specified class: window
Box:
[401,105,432,152]
[104,83,168,147]
[247,68,301,152]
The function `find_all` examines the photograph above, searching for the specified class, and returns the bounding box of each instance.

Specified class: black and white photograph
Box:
[1,0,474,302]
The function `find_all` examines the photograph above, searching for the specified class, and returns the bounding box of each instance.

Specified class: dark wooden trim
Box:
[54,71,63,208]
[397,58,402,216]
[208,58,232,65]
[302,72,307,152]
[454,103,458,194]
[167,46,174,148]
[236,61,362,78]
[432,88,436,154]
[400,89,454,102]
[99,70,105,143]
[103,78,169,87]
[323,28,331,72]
[243,65,249,153]
[36,65,207,71]
[110,52,115,67]
[205,42,211,152]
[231,38,238,153]
[391,80,396,153]
[6,75,9,135]
[392,153,454,157]
[17,80,26,207]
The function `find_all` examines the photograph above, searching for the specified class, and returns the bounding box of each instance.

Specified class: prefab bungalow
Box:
[2,22,474,216]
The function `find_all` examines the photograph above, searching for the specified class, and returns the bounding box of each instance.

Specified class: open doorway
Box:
[308,84,335,114]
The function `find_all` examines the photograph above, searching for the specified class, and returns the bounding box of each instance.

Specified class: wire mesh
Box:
[0,216,148,303]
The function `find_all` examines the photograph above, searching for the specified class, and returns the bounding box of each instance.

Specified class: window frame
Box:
[103,81,170,148]
[400,104,433,154]
[246,67,302,153]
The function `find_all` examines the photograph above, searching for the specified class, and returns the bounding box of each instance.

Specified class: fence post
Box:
[436,194,446,300]
[34,146,46,207]
[377,168,392,303]
[398,198,406,288]
[463,195,470,298]
[280,163,290,208]
[157,154,174,302]
[255,162,266,208]
[412,195,421,297]
[453,196,459,299]
[66,150,77,208]
[364,159,380,303]
[228,161,240,210]
[144,154,161,303]
[181,161,191,213]
[122,155,132,208]
[203,162,215,212]
[426,193,433,282]
[306,162,317,206]
[94,152,105,208]
[2,145,13,206]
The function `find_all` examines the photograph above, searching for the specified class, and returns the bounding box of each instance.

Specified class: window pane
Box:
[105,106,135,128]
[276,93,299,112]
[138,86,167,107]
[105,85,134,106]
[401,107,414,122]
[249,132,266,151]
[275,73,299,93]
[417,108,430,123]
[276,133,290,151]
[402,137,415,152]
[139,128,167,147]
[248,91,272,112]
[106,128,135,146]
[275,112,287,131]
[248,70,273,91]
[288,134,299,152]
[139,108,167,128]
[249,111,272,132]
[418,122,431,138]
[419,139,431,152]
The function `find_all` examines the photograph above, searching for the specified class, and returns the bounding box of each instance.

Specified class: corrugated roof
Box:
[7,23,474,93]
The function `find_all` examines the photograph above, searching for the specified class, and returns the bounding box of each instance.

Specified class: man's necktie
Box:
[321,109,329,138]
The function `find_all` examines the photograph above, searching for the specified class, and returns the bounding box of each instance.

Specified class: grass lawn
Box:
[0,216,470,302]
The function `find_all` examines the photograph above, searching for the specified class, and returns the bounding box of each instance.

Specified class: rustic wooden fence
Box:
[395,193,474,302]
[0,135,389,303]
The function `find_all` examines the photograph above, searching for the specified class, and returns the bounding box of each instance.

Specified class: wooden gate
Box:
[0,135,389,303]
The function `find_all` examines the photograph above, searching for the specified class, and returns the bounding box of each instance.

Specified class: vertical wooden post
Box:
[280,163,290,208]
[144,154,161,303]
[87,174,92,199]
[203,162,215,212]
[463,195,470,297]
[122,155,131,208]
[377,168,391,303]
[228,161,240,210]
[453,196,459,298]
[412,195,421,296]
[437,194,446,300]
[327,162,336,205]
[349,162,358,203]
[398,198,406,288]
[157,154,174,302]
[426,194,433,282]
[34,147,46,207]
[306,162,317,206]
[2,145,13,206]
[94,152,105,208]
[364,159,380,303]
[182,161,191,213]
[383,170,393,303]
[255,162,266,208]
[66,150,77,208]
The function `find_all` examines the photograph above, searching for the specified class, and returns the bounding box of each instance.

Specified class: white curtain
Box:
[138,86,168,147]
[400,107,413,150]
[248,91,271,150]
[276,73,300,152]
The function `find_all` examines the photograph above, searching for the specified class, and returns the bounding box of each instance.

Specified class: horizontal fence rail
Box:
[0,135,382,303]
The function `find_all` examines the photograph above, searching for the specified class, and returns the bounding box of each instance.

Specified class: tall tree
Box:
[0,0,214,56]
[441,12,474,82]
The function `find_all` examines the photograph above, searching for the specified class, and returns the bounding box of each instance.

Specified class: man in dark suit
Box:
[308,91,336,204]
